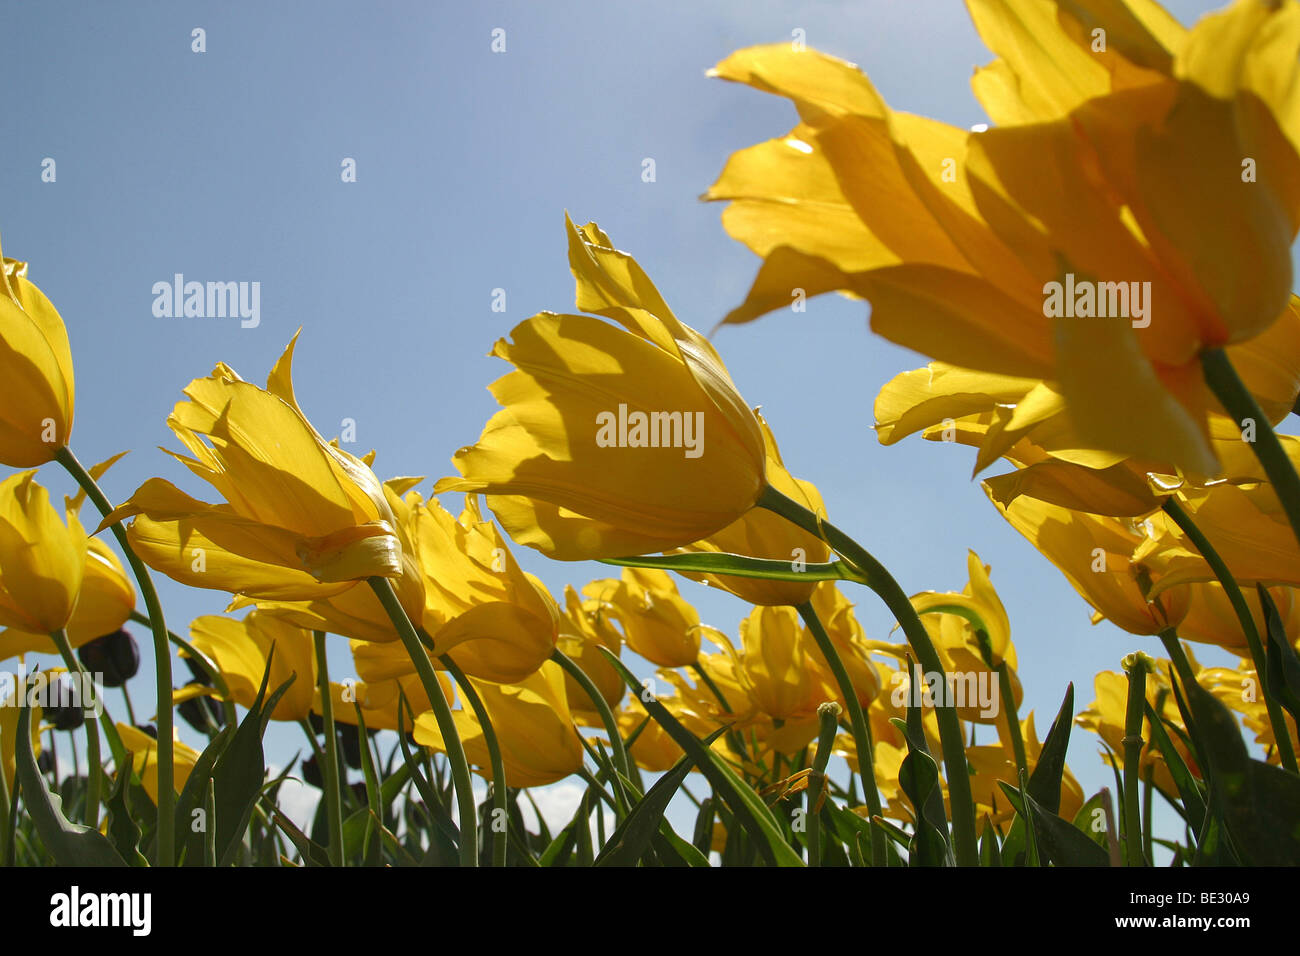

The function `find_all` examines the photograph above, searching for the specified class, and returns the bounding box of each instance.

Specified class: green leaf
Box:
[1071,790,1112,852]
[596,751,696,866]
[174,724,233,864]
[14,702,127,867]
[1258,583,1300,723]
[1182,678,1300,865]
[1027,683,1074,814]
[1142,701,1206,836]
[598,647,803,867]
[1022,791,1108,867]
[105,760,148,867]
[979,817,1002,867]
[600,552,866,584]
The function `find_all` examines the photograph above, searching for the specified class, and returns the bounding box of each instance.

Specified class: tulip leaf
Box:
[600,553,866,585]
[655,823,711,867]
[186,649,296,868]
[174,724,234,865]
[1142,701,1206,836]
[1018,791,1108,867]
[1181,677,1300,865]
[1027,683,1074,814]
[13,702,128,867]
[1258,584,1300,723]
[105,760,148,867]
[1071,791,1112,852]
[692,796,715,857]
[264,799,331,867]
[596,750,697,866]
[598,647,804,867]
[979,817,1002,867]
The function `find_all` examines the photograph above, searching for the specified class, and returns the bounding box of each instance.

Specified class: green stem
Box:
[1122,653,1150,867]
[120,684,137,726]
[57,446,175,865]
[759,485,979,867]
[795,600,885,867]
[998,661,1027,778]
[1161,497,1298,772]
[367,576,477,867]
[312,631,345,866]
[129,609,237,729]
[49,628,101,828]
[1202,348,1300,549]
[550,648,632,805]
[807,702,839,867]
[438,653,507,867]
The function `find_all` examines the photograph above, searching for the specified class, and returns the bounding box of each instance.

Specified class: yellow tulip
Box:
[557,585,624,720]
[904,551,1022,724]
[734,605,833,722]
[413,660,584,788]
[0,245,74,466]
[988,490,1191,635]
[617,697,682,772]
[315,671,453,734]
[667,412,833,606]
[1,535,136,661]
[0,689,40,791]
[117,724,199,805]
[584,568,701,668]
[434,215,767,560]
[806,581,879,708]
[1201,657,1300,765]
[408,492,558,683]
[0,471,86,637]
[969,712,1084,825]
[102,332,404,600]
[709,1,1300,472]
[187,612,316,721]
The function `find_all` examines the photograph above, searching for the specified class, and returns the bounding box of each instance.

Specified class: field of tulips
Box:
[3,0,1300,880]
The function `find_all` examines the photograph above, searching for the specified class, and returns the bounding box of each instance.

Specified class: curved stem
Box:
[437,653,507,867]
[795,601,885,867]
[759,484,978,866]
[129,609,238,729]
[807,703,839,867]
[312,631,345,866]
[1202,348,1300,548]
[49,628,101,828]
[57,446,175,865]
[367,576,477,867]
[997,662,1027,778]
[1161,497,1298,772]
[550,648,632,810]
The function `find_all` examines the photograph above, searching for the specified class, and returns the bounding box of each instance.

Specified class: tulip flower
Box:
[733,605,834,722]
[76,629,139,687]
[667,413,833,606]
[187,612,316,722]
[0,245,74,466]
[117,723,199,805]
[617,697,682,772]
[1201,657,1300,765]
[0,691,40,791]
[435,215,767,560]
[413,660,584,788]
[708,0,1300,473]
[315,670,453,734]
[102,332,405,599]
[0,471,86,637]
[584,568,701,668]
[557,585,624,721]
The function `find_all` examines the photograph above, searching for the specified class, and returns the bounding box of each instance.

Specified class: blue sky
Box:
[2,1,1260,840]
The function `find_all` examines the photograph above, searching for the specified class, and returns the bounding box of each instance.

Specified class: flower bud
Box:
[78,628,139,687]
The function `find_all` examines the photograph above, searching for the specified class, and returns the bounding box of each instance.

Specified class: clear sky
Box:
[2,0,1262,840]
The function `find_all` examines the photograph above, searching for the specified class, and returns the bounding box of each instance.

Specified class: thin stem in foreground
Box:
[312,631,345,866]
[758,484,978,867]
[367,576,477,867]
[438,653,508,867]
[49,628,102,828]
[57,446,175,866]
